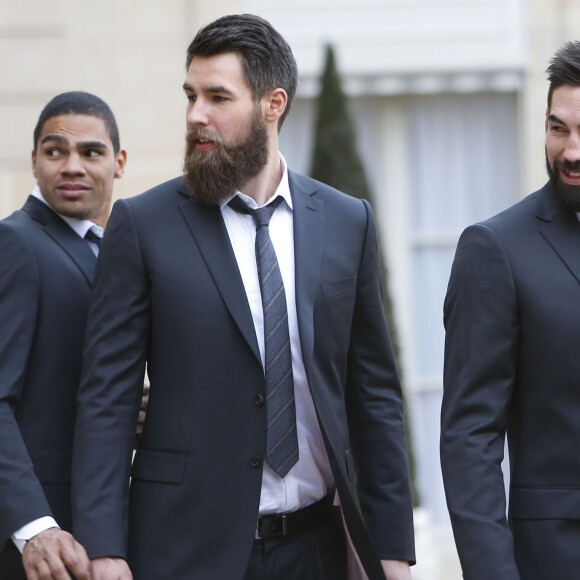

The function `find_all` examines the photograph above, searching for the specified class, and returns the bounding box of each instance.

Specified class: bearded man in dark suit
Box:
[442,41,580,579]
[72,15,415,580]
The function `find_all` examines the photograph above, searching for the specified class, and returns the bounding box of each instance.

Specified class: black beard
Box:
[546,151,580,212]
[183,110,269,206]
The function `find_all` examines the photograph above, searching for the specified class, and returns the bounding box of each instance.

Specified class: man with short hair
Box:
[441,41,580,579]
[72,14,415,580]
[0,91,126,579]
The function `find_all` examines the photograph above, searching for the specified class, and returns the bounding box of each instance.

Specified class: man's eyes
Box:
[549,124,567,133]
[43,148,102,158]
[185,94,229,103]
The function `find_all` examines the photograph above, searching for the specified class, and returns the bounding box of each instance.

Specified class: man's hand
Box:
[22,528,90,580]
[381,559,412,580]
[90,557,133,580]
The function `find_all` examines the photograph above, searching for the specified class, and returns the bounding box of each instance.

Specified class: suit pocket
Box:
[29,451,71,484]
[321,276,357,300]
[131,448,187,485]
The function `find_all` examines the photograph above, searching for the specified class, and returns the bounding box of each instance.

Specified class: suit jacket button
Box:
[254,394,265,407]
[250,456,262,468]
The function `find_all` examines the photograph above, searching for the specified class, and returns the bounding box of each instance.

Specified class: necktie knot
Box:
[252,204,278,228]
[228,195,283,228]
[84,228,102,247]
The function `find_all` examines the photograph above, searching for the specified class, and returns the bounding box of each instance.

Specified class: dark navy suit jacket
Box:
[72,172,415,580]
[0,196,96,578]
[442,183,580,579]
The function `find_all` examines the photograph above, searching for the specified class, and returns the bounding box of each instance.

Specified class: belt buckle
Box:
[255,514,288,540]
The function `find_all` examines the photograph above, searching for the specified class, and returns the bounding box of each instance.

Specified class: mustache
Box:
[185,128,223,146]
[554,159,580,172]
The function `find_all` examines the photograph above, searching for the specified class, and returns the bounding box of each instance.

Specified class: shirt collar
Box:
[31,185,103,238]
[220,153,292,211]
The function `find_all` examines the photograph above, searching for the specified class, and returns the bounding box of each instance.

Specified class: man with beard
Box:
[71,13,415,580]
[441,41,580,580]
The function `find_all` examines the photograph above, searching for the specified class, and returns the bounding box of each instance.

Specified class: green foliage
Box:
[310,46,371,201]
[309,45,419,505]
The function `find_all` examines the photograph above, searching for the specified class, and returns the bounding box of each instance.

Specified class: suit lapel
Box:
[176,174,324,367]
[22,196,96,285]
[289,172,323,371]
[536,185,580,285]
[177,191,261,362]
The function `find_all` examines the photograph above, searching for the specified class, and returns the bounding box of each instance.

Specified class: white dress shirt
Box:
[11,186,102,552]
[220,155,333,515]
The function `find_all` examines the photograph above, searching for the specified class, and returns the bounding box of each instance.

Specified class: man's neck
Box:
[240,150,283,207]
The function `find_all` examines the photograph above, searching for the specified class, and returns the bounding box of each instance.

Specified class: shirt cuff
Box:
[11,517,60,554]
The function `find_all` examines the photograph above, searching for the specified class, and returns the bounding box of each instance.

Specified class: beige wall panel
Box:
[0,38,69,92]
[0,104,38,164]
[0,169,35,217]
[0,0,66,26]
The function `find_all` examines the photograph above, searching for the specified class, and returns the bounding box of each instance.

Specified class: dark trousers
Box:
[243,510,347,580]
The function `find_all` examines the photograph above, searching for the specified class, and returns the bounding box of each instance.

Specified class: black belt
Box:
[255,496,333,540]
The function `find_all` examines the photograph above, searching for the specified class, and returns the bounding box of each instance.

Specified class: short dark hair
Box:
[186,14,298,129]
[546,41,580,110]
[33,91,121,153]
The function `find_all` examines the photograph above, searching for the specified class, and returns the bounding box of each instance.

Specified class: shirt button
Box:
[250,456,262,468]
[254,394,265,407]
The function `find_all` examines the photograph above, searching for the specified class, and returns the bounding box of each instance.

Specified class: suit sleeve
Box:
[72,199,149,559]
[0,224,54,545]
[345,200,415,562]
[440,224,521,579]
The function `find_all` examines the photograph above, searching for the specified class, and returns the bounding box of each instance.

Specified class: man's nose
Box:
[61,153,86,175]
[186,100,210,129]
[564,131,580,163]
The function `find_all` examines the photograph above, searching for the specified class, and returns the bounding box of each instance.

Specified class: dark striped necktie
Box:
[229,195,299,478]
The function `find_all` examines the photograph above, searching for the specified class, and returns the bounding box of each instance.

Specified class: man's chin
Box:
[183,170,234,206]
[552,178,580,212]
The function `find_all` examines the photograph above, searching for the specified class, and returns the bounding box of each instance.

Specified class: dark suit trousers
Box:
[243,511,347,580]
